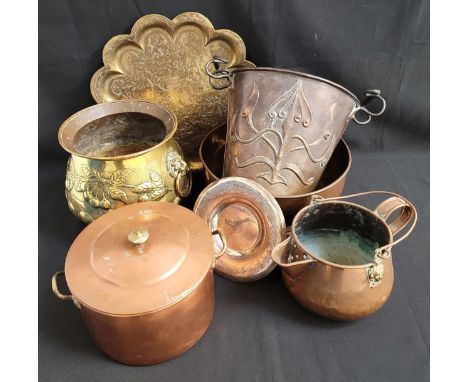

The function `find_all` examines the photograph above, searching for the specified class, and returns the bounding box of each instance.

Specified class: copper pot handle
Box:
[310,190,417,255]
[374,196,415,236]
[51,271,81,309]
[351,90,386,125]
[211,230,227,260]
[205,57,232,90]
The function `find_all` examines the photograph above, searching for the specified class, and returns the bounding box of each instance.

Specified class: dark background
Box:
[39,1,429,381]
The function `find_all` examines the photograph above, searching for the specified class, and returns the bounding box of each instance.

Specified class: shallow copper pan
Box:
[199,125,352,222]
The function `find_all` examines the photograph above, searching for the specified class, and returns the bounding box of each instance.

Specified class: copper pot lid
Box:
[65,202,215,315]
[194,177,286,282]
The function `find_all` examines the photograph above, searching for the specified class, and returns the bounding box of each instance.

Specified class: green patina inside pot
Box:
[294,203,390,266]
[297,228,379,266]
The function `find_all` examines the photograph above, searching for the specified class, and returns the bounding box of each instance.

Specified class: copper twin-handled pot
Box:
[272,191,417,320]
[199,124,352,223]
[205,59,385,196]
[52,202,226,365]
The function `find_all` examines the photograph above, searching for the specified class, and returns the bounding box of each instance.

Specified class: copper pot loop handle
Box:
[205,57,232,90]
[211,230,227,260]
[352,90,387,125]
[309,190,417,260]
[51,271,81,309]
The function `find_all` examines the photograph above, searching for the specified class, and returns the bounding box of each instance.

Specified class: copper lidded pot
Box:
[59,100,192,223]
[272,191,417,320]
[205,59,385,197]
[52,202,225,365]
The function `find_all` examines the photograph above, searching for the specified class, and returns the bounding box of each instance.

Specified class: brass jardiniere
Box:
[58,100,191,223]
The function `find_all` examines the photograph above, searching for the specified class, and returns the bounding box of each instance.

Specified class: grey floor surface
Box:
[39,150,429,382]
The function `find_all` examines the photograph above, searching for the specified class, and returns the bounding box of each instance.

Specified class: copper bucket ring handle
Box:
[211,230,227,260]
[51,271,81,309]
[352,90,387,125]
[309,190,417,257]
[205,57,232,90]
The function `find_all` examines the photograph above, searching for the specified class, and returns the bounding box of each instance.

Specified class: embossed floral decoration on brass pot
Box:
[58,100,191,223]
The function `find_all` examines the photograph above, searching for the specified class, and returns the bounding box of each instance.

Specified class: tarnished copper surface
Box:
[80,273,214,365]
[199,124,351,223]
[271,191,417,320]
[52,202,221,365]
[59,100,191,223]
[90,12,254,170]
[194,177,286,282]
[206,63,385,195]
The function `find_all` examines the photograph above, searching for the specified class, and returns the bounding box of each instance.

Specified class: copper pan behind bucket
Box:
[199,125,352,223]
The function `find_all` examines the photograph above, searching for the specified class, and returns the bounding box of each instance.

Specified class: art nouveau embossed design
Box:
[90,12,254,169]
[65,151,189,222]
[227,80,338,194]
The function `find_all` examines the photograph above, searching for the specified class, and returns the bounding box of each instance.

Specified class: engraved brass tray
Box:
[91,12,254,170]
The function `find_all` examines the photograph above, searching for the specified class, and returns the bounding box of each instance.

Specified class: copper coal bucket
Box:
[205,59,386,196]
[271,191,417,320]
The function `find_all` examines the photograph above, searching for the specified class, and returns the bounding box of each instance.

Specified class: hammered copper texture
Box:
[90,12,254,170]
[272,193,417,320]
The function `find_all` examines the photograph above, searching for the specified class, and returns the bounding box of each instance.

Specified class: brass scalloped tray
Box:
[91,12,254,170]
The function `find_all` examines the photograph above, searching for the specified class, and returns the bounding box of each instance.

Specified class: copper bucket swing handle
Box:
[351,90,387,125]
[205,57,233,90]
[309,190,417,256]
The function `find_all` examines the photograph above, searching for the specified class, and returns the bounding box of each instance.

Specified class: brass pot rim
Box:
[290,200,393,270]
[228,67,362,105]
[58,100,178,161]
[199,124,352,199]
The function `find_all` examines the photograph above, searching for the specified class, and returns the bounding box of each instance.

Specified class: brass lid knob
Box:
[128,227,149,244]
